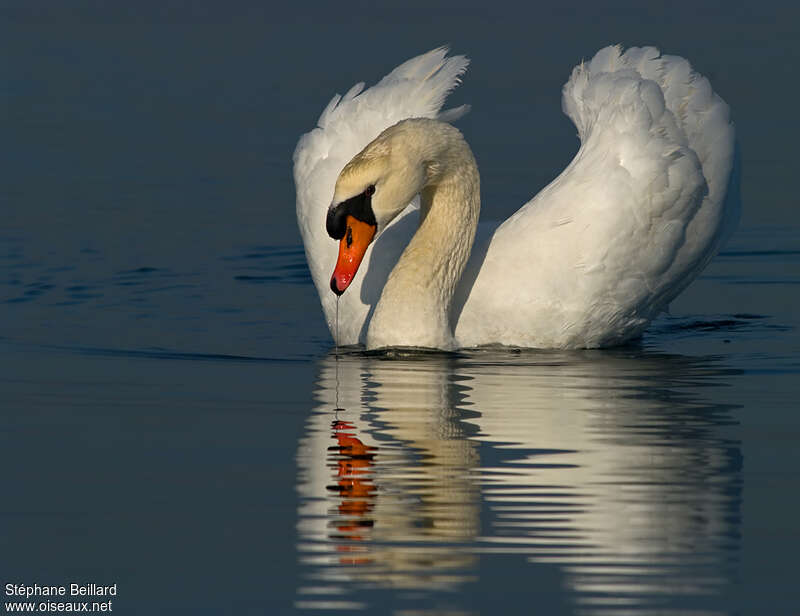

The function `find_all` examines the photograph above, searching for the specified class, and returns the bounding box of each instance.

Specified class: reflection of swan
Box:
[295,351,741,613]
[462,352,742,592]
[294,47,738,350]
[296,354,479,596]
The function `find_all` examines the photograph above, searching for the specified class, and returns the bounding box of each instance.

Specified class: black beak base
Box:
[326,189,377,240]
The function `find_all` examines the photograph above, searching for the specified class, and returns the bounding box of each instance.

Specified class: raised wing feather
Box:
[455,46,737,348]
[294,47,469,344]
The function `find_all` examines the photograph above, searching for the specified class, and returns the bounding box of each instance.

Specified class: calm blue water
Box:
[2,3,799,615]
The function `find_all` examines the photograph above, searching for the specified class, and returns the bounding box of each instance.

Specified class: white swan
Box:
[294,46,738,350]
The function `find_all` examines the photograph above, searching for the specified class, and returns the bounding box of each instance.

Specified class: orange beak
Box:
[330,215,377,295]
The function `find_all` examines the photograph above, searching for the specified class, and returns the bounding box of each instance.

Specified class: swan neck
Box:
[367,124,480,350]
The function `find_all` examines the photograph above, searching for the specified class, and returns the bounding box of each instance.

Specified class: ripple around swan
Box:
[1,227,794,361]
[0,240,322,360]
[296,350,742,615]
[0,242,311,304]
[223,245,312,285]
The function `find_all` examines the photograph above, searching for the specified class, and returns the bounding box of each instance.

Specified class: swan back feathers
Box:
[563,45,735,225]
[455,45,736,348]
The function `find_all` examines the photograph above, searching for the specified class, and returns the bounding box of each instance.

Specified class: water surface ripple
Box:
[297,350,742,615]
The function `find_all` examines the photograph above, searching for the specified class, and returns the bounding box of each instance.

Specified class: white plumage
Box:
[294,46,738,349]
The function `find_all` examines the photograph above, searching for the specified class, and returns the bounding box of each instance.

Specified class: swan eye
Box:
[365,185,375,196]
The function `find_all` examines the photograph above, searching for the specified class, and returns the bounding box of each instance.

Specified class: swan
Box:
[294,46,739,350]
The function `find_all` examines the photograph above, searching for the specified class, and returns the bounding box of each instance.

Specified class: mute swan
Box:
[294,46,738,350]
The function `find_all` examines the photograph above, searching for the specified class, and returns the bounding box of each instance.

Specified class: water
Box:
[2,2,800,614]
[300,349,743,614]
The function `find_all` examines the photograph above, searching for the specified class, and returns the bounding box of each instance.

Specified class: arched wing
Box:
[456,46,737,348]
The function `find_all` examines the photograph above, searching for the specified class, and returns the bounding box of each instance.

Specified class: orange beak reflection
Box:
[330,215,377,296]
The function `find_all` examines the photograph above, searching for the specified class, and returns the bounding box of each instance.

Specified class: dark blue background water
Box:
[2,2,799,614]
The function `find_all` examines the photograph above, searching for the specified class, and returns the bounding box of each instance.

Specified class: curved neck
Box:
[367,123,480,350]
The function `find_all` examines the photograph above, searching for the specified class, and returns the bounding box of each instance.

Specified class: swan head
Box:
[326,123,427,295]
